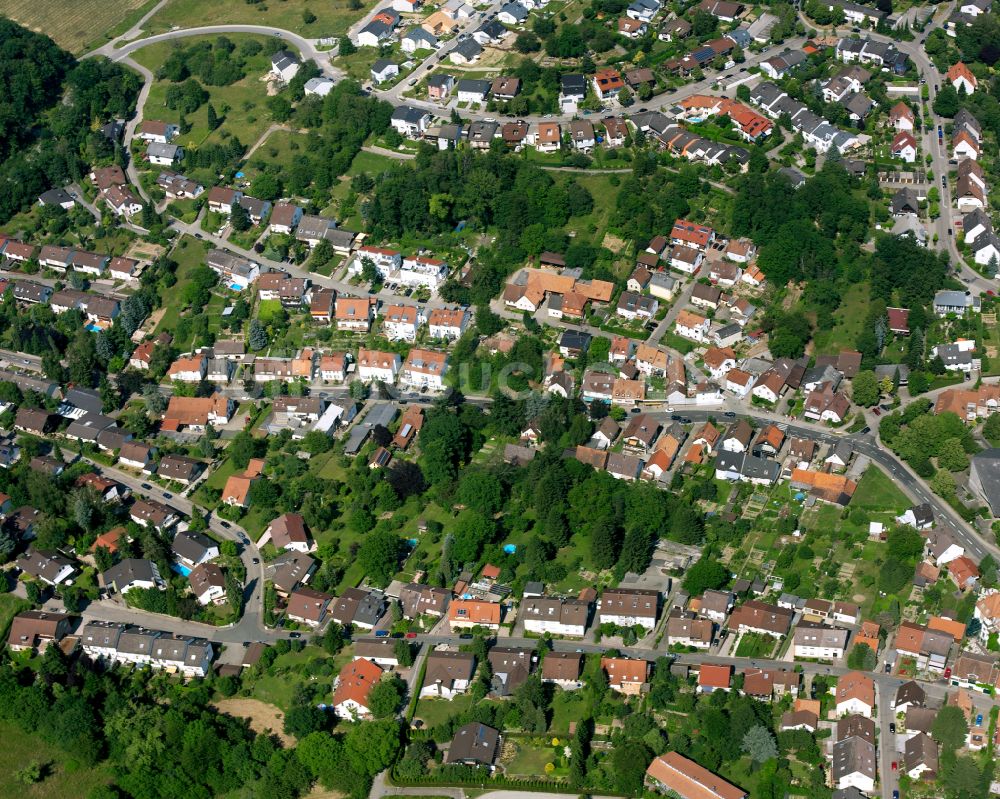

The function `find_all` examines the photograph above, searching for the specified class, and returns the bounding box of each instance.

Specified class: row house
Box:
[81,621,213,677]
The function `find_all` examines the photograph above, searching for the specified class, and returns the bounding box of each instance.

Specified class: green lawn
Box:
[144,0,372,37]
[811,281,870,355]
[852,465,911,513]
[549,689,589,733]
[132,35,281,183]
[562,172,623,251]
[154,235,212,342]
[0,594,29,642]
[249,645,349,711]
[734,632,775,658]
[506,740,560,776]
[412,694,473,728]
[245,129,313,178]
[0,720,112,799]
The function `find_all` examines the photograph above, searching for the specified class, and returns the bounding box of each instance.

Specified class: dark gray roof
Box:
[371,58,398,74]
[172,530,217,563]
[561,73,586,95]
[453,37,485,57]
[102,558,159,590]
[65,413,116,441]
[392,105,430,124]
[457,78,492,94]
[447,722,500,765]
[832,737,877,781]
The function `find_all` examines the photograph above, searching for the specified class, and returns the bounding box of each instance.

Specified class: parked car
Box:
[375,630,390,637]
[889,722,896,733]
[405,632,417,639]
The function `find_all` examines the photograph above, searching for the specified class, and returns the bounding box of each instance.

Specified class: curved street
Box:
[68,1,1000,666]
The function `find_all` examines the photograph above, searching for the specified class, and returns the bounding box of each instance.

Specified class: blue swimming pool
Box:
[171,563,192,577]
[85,323,101,332]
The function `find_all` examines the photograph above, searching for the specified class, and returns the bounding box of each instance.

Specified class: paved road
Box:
[168,214,466,313]
[119,56,154,203]
[72,456,272,641]
[664,405,996,562]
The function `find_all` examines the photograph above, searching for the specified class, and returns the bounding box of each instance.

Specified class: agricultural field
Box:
[0,0,153,53]
[144,0,371,38]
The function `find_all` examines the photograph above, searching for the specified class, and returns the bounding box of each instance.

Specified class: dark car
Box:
[242,641,251,647]
[885,662,892,673]
[252,558,260,565]
[163,492,172,499]
[724,411,736,418]
[289,632,302,639]
[459,633,474,639]
[220,521,231,529]
[890,722,896,733]
[671,414,682,421]
[680,417,692,424]
[861,426,871,434]
[141,483,152,490]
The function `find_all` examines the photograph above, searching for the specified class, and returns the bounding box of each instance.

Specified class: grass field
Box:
[0,594,29,643]
[734,632,775,658]
[811,282,870,356]
[852,465,910,513]
[0,720,111,799]
[562,172,622,249]
[154,235,212,341]
[506,740,559,776]
[144,0,373,38]
[0,0,154,53]
[413,694,473,728]
[132,35,278,178]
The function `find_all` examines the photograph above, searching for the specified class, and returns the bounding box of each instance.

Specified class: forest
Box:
[0,20,142,223]
[729,162,950,360]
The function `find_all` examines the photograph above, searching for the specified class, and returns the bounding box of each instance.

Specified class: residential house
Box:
[834,671,876,717]
[698,663,733,693]
[645,752,747,799]
[189,563,226,605]
[602,657,650,694]
[541,651,584,689]
[101,558,164,594]
[448,599,501,630]
[599,588,659,630]
[16,549,77,586]
[447,723,501,769]
[332,658,382,719]
[420,650,476,698]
